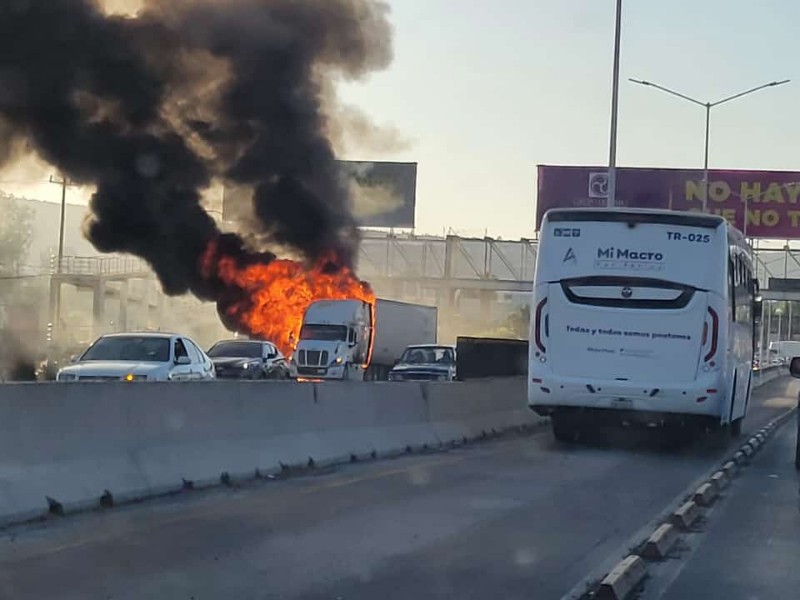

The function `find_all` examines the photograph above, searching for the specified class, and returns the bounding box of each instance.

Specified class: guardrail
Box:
[752,363,785,387]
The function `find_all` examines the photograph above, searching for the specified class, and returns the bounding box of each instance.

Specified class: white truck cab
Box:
[290,300,372,381]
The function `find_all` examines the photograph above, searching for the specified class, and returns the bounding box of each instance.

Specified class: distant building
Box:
[0,192,100,270]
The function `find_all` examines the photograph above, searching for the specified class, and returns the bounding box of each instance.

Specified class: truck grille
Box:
[395,372,443,381]
[297,366,328,376]
[299,351,328,366]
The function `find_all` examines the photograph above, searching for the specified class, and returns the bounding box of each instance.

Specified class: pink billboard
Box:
[537,165,800,239]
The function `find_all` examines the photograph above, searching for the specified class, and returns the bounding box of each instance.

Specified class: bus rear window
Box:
[536,215,726,292]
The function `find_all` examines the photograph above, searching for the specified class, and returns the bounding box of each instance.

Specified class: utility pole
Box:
[49,175,75,273]
[47,175,76,346]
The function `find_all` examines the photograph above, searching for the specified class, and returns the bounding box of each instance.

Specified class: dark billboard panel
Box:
[455,336,528,380]
[222,161,417,228]
[340,160,417,228]
[537,165,800,239]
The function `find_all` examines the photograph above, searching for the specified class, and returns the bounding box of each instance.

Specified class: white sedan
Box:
[56,332,215,382]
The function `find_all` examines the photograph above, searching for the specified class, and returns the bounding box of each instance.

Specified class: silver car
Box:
[56,333,216,382]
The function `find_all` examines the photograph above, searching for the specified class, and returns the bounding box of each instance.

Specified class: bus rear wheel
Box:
[730,417,744,437]
[551,413,580,443]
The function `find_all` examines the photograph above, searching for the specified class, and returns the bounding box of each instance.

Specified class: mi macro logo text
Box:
[597,247,664,261]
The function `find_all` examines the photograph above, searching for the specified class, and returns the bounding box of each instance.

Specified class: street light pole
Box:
[629,78,790,213]
[703,103,711,212]
[607,0,623,208]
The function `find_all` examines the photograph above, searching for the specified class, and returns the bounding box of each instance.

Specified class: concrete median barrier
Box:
[0,381,320,521]
[425,377,539,441]
[0,376,540,524]
[753,365,786,388]
[312,381,436,461]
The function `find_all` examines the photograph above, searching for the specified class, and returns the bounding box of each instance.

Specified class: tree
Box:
[0,194,33,274]
[506,304,531,339]
[0,194,37,378]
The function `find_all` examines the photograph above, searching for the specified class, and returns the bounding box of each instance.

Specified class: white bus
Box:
[529,208,759,441]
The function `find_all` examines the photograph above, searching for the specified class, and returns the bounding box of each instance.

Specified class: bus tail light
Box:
[534,298,548,354]
[704,307,719,362]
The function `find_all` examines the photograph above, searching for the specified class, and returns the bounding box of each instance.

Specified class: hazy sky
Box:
[4,1,798,241]
[340,0,799,238]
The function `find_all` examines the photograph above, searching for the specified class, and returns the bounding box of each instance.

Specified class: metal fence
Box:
[50,237,800,296]
[53,255,151,277]
[358,232,537,286]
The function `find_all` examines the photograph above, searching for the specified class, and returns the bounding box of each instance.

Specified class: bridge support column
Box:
[149,292,165,330]
[92,280,106,339]
[479,290,494,323]
[48,277,62,343]
[118,280,129,332]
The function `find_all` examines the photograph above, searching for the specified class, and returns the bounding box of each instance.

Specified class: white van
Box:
[529,209,759,440]
[767,341,800,364]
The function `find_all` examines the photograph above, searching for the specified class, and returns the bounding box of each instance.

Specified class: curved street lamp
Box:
[629,78,790,212]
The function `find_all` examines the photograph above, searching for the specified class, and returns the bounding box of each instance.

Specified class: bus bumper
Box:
[528,373,726,421]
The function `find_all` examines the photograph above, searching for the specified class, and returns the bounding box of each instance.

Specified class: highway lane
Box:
[641,406,800,600]
[0,378,794,600]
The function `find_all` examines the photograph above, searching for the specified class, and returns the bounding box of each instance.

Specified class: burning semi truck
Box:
[0,1,401,357]
[290,299,437,381]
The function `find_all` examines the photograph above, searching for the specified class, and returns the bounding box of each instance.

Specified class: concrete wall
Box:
[0,378,538,524]
[0,368,784,526]
[753,364,786,387]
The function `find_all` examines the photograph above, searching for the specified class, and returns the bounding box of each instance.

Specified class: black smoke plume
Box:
[0,0,392,300]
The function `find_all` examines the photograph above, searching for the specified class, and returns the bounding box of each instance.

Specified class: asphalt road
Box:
[0,378,794,600]
[643,405,800,600]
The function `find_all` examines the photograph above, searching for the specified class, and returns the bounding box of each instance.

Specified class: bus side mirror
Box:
[790,357,800,378]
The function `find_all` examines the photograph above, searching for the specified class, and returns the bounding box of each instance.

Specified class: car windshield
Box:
[299,324,348,341]
[400,347,454,365]
[207,341,261,358]
[81,336,170,362]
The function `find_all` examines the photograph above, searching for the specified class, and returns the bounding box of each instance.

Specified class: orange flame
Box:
[200,238,375,357]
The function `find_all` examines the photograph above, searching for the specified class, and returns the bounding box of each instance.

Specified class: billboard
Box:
[537,165,800,239]
[340,160,417,228]
[222,161,417,228]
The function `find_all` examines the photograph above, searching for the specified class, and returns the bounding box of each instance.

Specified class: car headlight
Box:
[335,356,344,365]
[243,360,260,370]
[58,373,77,381]
[123,374,147,382]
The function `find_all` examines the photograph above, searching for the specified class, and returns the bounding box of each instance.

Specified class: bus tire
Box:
[551,414,578,443]
[730,417,744,437]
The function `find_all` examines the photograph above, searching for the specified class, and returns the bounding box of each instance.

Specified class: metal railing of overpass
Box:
[357,232,538,295]
[52,255,152,278]
[49,236,800,297]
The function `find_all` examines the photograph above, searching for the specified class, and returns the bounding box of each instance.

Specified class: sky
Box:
[3,0,799,241]
[339,0,800,238]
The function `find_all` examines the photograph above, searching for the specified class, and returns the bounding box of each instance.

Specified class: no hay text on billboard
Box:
[536,165,800,239]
